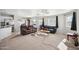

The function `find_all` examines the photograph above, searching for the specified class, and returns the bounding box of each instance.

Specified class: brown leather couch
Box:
[20,24,37,35]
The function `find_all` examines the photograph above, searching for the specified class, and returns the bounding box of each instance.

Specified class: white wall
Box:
[14,16,25,33]
[76,10,79,34]
[57,15,65,34]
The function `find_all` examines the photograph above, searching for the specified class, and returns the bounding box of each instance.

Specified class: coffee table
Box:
[40,30,50,34]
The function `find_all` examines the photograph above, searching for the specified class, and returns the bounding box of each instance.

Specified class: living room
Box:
[0,9,79,50]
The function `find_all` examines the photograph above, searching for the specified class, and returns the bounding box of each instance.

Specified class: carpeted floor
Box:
[0,32,79,50]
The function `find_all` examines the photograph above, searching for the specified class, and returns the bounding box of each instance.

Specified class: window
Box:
[44,16,56,26]
[65,14,73,28]
[48,17,56,26]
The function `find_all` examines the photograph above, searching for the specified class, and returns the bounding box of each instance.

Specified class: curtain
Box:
[42,18,44,27]
[56,16,58,28]
[71,12,77,31]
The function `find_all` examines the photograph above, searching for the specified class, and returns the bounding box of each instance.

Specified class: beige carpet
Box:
[0,32,78,50]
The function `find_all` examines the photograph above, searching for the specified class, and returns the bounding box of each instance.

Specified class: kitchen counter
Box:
[0,26,12,40]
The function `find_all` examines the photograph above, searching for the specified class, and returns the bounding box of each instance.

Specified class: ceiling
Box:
[0,9,74,17]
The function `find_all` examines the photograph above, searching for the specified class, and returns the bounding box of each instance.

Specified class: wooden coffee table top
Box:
[40,30,50,33]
